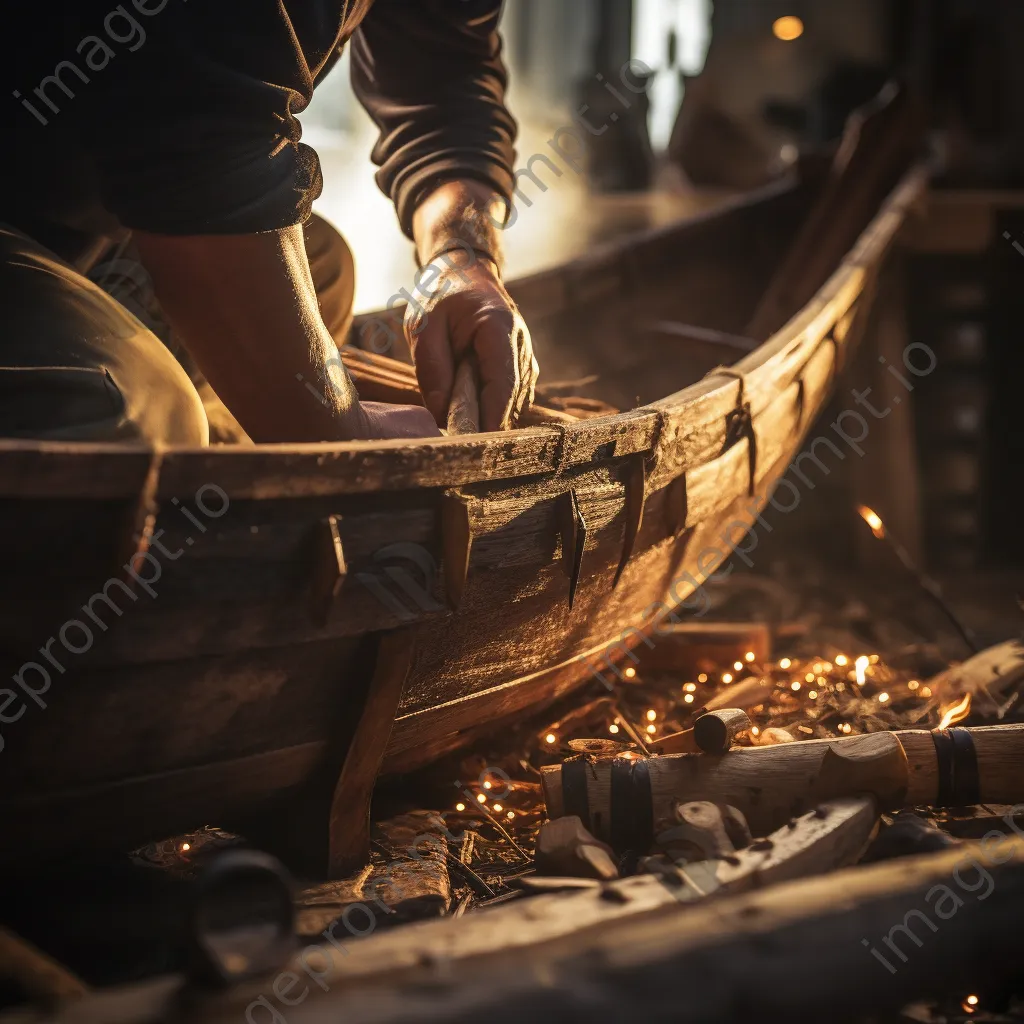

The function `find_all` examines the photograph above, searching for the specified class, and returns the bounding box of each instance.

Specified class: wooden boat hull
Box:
[0,166,926,867]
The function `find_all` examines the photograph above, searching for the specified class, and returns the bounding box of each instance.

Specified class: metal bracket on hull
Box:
[666,473,689,537]
[120,450,163,595]
[557,488,588,611]
[709,365,758,497]
[308,515,348,627]
[613,455,648,589]
[441,491,473,611]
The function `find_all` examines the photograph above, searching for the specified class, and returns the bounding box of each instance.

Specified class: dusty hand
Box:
[352,402,442,440]
[405,254,538,432]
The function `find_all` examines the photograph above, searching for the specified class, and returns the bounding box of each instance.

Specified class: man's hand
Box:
[406,252,536,432]
[410,180,538,433]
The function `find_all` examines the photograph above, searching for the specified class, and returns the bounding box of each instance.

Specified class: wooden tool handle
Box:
[542,724,1024,845]
[447,358,481,435]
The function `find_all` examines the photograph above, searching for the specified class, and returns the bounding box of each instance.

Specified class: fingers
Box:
[359,402,443,439]
[514,319,539,425]
[472,310,519,431]
[406,304,454,427]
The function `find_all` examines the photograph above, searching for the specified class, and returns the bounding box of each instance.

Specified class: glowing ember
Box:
[855,656,869,685]
[180,843,191,853]
[545,733,556,744]
[938,693,972,730]
[698,673,708,683]
[608,723,620,734]
[857,505,885,539]
[963,995,979,1012]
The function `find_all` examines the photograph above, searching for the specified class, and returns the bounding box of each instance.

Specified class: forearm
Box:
[412,179,509,274]
[134,226,362,443]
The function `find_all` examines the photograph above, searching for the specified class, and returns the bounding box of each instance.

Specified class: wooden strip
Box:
[328,629,415,877]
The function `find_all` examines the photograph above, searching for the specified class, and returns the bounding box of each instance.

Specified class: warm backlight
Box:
[773,15,805,41]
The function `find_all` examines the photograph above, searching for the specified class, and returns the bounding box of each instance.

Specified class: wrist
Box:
[412,179,507,273]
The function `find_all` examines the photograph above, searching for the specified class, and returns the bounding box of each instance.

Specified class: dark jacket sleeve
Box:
[350,0,518,238]
[85,3,341,235]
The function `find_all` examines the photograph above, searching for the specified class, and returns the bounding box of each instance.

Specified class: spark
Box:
[722,672,733,684]
[857,505,885,539]
[877,692,890,703]
[609,723,620,734]
[456,802,466,812]
[180,843,191,852]
[855,656,869,685]
[646,709,657,722]
[772,14,804,41]
[745,651,756,662]
[477,793,487,803]
[624,667,636,679]
[506,811,515,820]
[483,781,492,789]
[684,693,695,704]
[779,658,792,670]
[733,661,744,671]
[545,733,556,744]
[938,693,972,730]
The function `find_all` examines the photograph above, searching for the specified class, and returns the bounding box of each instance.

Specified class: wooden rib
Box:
[328,629,415,878]
[613,454,647,588]
[440,491,473,611]
[308,515,348,627]
[557,488,587,610]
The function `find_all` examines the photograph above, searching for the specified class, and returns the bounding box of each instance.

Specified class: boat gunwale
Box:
[0,168,928,500]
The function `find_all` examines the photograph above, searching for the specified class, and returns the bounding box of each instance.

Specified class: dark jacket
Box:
[1,0,516,240]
